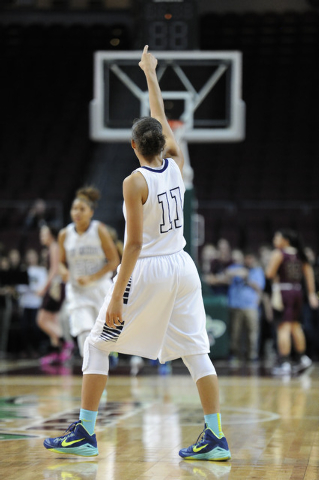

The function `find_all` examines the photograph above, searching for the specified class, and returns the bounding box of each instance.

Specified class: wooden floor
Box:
[0,359,319,480]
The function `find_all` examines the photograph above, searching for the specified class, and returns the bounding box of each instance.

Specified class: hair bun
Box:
[76,186,101,207]
[132,118,166,156]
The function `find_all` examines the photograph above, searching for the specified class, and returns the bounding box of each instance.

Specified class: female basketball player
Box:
[37,224,66,365]
[266,229,318,375]
[44,46,231,462]
[58,186,120,357]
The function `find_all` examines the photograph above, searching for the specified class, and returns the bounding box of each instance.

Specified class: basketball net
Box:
[168,119,184,135]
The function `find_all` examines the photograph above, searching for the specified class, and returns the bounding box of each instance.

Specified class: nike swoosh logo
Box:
[61,437,85,447]
[193,444,208,453]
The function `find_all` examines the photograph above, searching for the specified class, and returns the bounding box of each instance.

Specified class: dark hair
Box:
[41,223,59,240]
[131,117,166,157]
[75,186,101,209]
[279,229,308,263]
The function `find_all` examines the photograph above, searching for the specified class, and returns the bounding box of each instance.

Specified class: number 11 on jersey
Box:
[158,187,183,234]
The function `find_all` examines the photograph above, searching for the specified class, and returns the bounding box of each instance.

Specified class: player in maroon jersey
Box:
[266,229,318,375]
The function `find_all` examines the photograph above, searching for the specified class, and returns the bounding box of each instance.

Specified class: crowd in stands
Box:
[1,216,319,376]
[200,236,319,372]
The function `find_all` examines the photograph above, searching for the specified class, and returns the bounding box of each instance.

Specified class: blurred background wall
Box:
[0,0,318,256]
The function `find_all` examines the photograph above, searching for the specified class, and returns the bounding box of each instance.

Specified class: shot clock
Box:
[134,0,198,51]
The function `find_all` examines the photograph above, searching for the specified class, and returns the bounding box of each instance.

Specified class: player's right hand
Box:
[139,45,157,73]
[105,296,123,329]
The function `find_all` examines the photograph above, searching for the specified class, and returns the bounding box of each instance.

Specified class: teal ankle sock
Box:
[79,409,98,435]
[204,413,224,438]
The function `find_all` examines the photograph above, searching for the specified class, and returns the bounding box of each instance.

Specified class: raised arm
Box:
[139,45,184,172]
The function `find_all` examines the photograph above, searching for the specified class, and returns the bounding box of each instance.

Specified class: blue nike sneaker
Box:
[43,421,98,457]
[179,425,231,461]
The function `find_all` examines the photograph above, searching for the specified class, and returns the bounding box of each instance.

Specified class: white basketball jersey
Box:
[64,220,109,283]
[64,220,112,309]
[124,158,186,257]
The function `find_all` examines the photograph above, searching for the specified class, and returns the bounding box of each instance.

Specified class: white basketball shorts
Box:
[88,250,210,364]
[69,306,98,338]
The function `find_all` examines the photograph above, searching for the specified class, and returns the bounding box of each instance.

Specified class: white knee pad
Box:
[82,340,109,376]
[182,353,216,383]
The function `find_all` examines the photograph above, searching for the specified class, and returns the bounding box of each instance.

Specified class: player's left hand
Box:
[106,297,123,329]
[77,275,92,286]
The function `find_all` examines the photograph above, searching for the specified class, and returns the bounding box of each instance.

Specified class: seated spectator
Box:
[8,249,21,271]
[205,238,232,295]
[24,199,47,230]
[0,255,10,272]
[212,238,233,273]
[0,247,29,357]
[201,243,218,275]
[16,249,48,358]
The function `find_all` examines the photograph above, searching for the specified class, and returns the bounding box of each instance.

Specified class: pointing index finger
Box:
[143,45,149,54]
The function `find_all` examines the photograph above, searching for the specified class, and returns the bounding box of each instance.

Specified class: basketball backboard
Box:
[90,50,245,143]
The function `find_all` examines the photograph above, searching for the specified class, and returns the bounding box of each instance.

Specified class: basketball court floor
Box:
[0,358,318,480]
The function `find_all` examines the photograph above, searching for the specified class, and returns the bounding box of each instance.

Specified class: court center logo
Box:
[0,396,40,441]
[206,314,227,347]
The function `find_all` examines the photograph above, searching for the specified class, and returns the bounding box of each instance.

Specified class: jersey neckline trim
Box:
[73,220,93,237]
[140,158,168,173]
